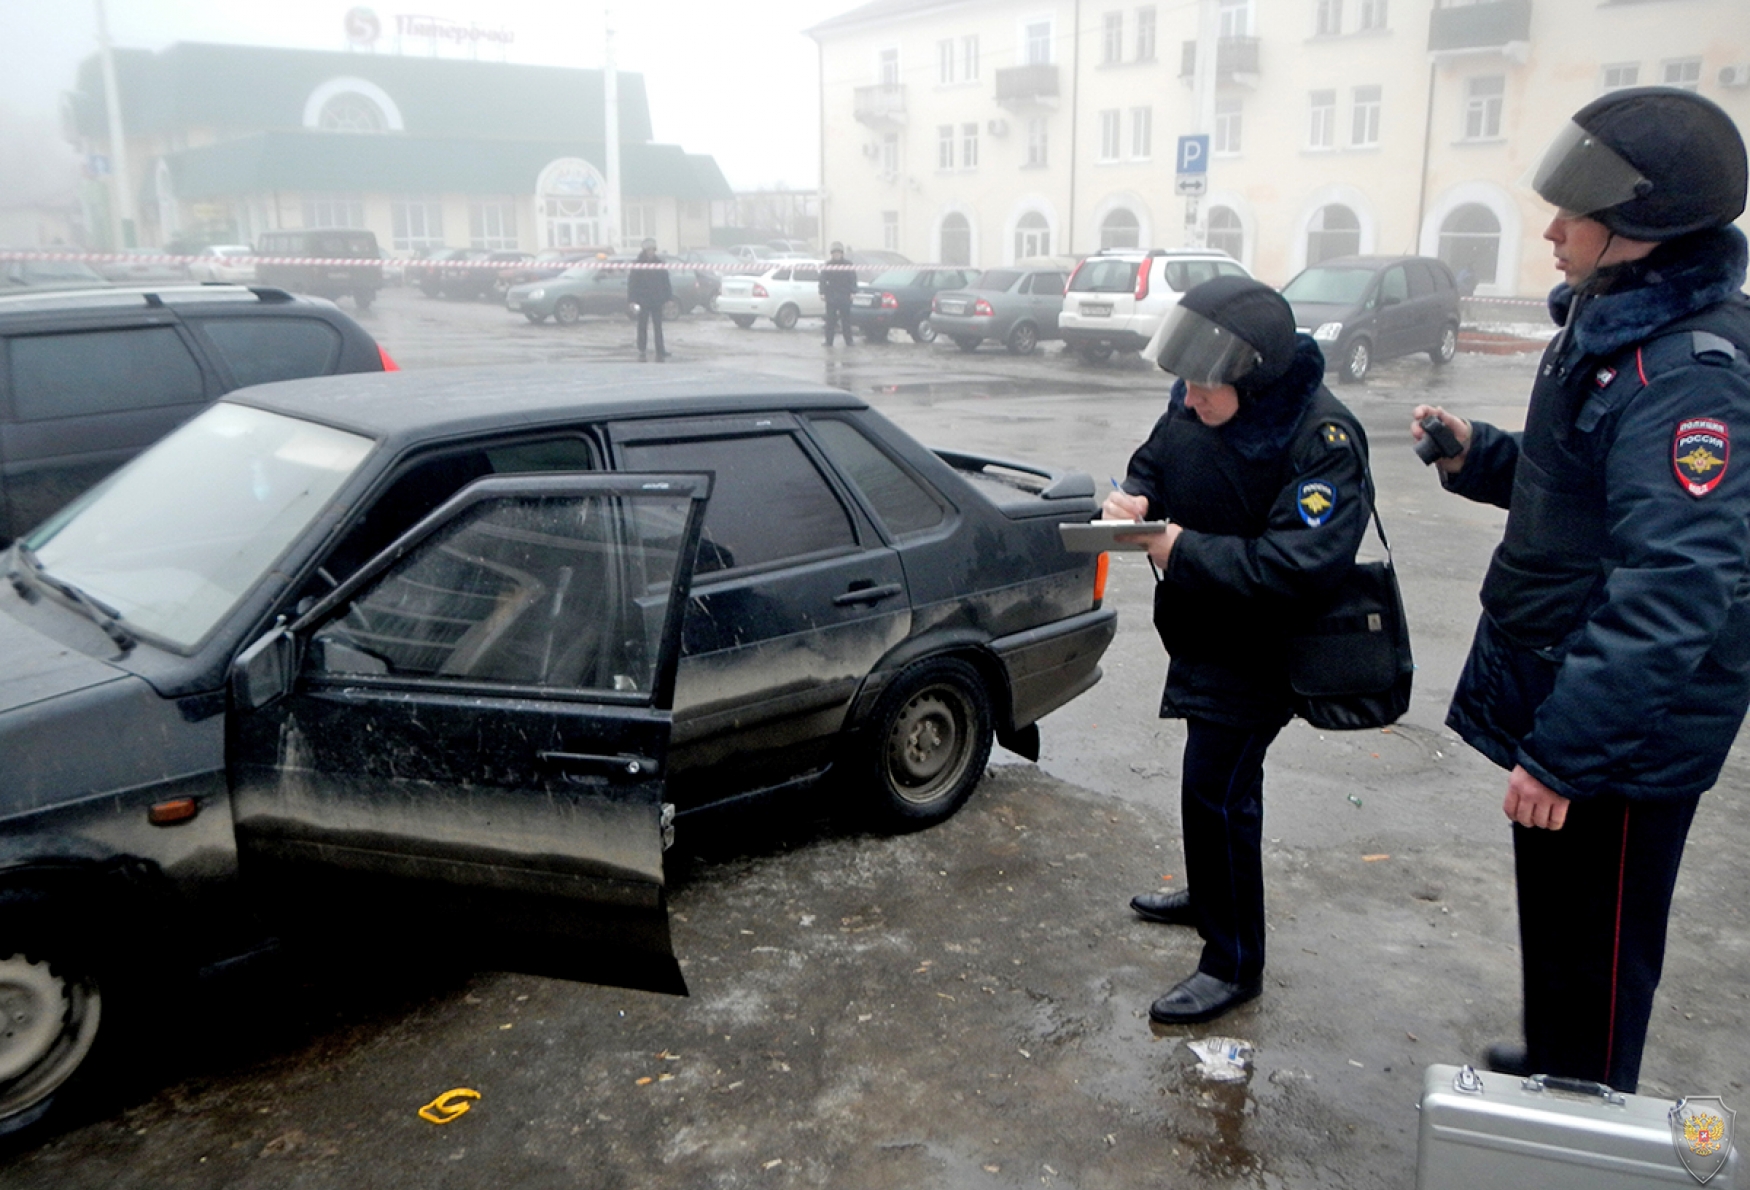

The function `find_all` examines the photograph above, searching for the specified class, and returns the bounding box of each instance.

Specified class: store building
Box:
[807,0,1749,296]
[63,41,733,255]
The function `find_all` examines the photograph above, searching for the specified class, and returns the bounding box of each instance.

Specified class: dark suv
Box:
[0,284,393,543]
[1280,255,1463,383]
[253,229,383,310]
[848,266,979,343]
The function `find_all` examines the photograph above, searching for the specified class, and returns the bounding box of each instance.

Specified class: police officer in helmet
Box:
[1413,87,1750,1091]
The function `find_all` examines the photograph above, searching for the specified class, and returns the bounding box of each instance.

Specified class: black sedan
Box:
[848,266,978,343]
[0,365,1116,1144]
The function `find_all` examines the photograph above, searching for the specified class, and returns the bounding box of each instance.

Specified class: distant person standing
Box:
[629,238,671,362]
[820,242,858,347]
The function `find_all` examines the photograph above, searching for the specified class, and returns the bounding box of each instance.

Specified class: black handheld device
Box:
[1414,414,1463,464]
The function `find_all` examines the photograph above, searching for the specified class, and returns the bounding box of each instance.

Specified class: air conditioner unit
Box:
[987,118,1009,137]
[862,142,880,158]
[1720,63,1750,88]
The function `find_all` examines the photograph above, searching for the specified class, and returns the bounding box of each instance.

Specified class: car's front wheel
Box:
[910,317,937,344]
[1077,342,1114,364]
[774,303,800,330]
[352,290,375,311]
[1339,337,1371,383]
[0,894,108,1144]
[1431,323,1458,366]
[553,297,582,326]
[857,657,994,832]
[524,312,548,324]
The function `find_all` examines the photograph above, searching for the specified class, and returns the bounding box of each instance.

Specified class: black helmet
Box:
[1146,275,1297,390]
[1531,87,1747,240]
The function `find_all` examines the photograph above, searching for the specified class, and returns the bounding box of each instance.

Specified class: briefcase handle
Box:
[1527,1073,1628,1106]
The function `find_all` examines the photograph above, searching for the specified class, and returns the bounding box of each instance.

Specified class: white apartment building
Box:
[808,0,1750,297]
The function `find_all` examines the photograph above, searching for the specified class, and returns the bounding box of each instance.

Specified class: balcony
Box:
[853,84,906,127]
[994,62,1060,110]
[1428,0,1532,56]
[1177,37,1261,85]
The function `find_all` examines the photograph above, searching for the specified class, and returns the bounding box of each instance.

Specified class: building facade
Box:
[64,42,733,255]
[808,0,1750,296]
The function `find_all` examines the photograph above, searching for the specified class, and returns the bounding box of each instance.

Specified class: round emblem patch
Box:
[1298,480,1336,526]
[1673,417,1730,497]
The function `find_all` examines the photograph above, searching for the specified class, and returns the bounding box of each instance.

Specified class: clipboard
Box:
[1058,520,1168,552]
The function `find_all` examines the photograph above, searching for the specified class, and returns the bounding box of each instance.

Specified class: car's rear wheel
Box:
[1339,337,1371,383]
[729,314,756,329]
[1431,323,1458,366]
[0,894,107,1144]
[910,317,937,344]
[553,297,582,326]
[857,658,994,832]
[952,335,982,352]
[774,303,800,330]
[1078,342,1114,364]
[1006,322,1039,355]
[419,282,441,298]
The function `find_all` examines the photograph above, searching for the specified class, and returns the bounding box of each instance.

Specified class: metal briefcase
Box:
[1417,1063,1740,1188]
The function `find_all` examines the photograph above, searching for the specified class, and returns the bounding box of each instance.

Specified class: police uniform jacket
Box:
[1444,226,1750,801]
[1121,336,1371,726]
[627,254,673,308]
[819,259,859,302]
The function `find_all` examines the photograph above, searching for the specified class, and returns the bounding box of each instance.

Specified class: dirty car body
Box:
[0,364,1114,1143]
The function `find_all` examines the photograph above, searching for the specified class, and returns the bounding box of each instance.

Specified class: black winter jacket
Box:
[627,253,673,309]
[819,259,859,302]
[1445,226,1750,800]
[1122,336,1372,726]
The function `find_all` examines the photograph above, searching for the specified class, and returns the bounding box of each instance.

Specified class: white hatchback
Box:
[717,260,825,330]
[1057,249,1251,364]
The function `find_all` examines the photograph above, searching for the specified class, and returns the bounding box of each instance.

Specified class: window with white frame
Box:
[963,35,980,80]
[938,125,955,169]
[1358,0,1386,29]
[1307,204,1361,264]
[1025,20,1052,65]
[1600,62,1639,91]
[622,203,655,247]
[391,197,445,250]
[1099,208,1140,250]
[938,39,956,84]
[1136,7,1157,60]
[1464,75,1504,140]
[1316,0,1342,36]
[1131,107,1153,158]
[882,133,899,176]
[469,198,518,249]
[317,93,389,133]
[1099,110,1122,161]
[1102,12,1123,64]
[962,122,980,168]
[1015,211,1050,259]
[1352,85,1381,147]
[883,210,900,250]
[1207,205,1244,260]
[1027,117,1049,166]
[879,47,899,86]
[1662,58,1701,91]
[1219,0,1251,38]
[1309,90,1336,149]
[941,212,972,265]
[1214,97,1242,154]
[302,193,365,229]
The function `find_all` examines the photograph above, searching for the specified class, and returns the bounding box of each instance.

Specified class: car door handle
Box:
[833,582,904,607]
[538,750,658,778]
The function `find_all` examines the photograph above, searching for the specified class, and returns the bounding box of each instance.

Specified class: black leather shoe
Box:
[1148,971,1262,1025]
[1131,888,1195,925]
[1482,1041,1531,1076]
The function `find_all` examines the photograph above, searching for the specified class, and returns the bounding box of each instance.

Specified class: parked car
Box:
[847,249,911,269]
[848,266,979,344]
[94,248,189,284]
[187,244,257,284]
[931,266,1070,355]
[505,255,705,324]
[498,248,610,291]
[0,363,1116,1143]
[716,259,826,330]
[0,283,394,543]
[436,250,533,301]
[253,229,383,310]
[1279,254,1463,383]
[1057,248,1251,363]
[404,248,483,298]
[2,257,110,290]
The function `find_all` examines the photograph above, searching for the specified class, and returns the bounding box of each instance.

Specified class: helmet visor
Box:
[1526,119,1649,216]
[1145,304,1262,386]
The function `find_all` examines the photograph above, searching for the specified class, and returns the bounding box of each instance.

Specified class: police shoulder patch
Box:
[1298,479,1336,526]
[1673,417,1730,497]
[1319,422,1352,449]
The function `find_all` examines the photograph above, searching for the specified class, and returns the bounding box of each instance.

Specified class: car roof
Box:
[226,364,867,448]
[1299,255,1446,270]
[0,284,330,318]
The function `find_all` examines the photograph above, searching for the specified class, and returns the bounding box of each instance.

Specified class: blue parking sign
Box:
[1176,135,1209,174]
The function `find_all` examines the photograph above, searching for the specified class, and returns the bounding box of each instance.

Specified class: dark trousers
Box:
[1513,792,1699,1092]
[636,305,665,356]
[824,298,853,345]
[1181,717,1283,984]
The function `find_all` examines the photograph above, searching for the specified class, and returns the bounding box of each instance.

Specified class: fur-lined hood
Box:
[1548,225,1748,358]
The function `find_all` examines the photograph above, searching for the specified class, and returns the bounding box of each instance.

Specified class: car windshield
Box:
[1068,259,1139,293]
[972,270,1023,291]
[1281,266,1376,306]
[25,404,372,650]
[872,269,923,287]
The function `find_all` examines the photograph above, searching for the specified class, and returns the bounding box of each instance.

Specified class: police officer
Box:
[820,242,858,347]
[628,238,671,362]
[1105,276,1373,1024]
[1413,87,1750,1092]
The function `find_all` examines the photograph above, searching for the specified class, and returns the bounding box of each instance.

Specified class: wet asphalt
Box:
[6,288,1747,1190]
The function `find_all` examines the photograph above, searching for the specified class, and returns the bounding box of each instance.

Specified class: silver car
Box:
[931,267,1070,355]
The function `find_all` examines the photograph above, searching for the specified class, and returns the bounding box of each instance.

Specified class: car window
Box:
[194,318,343,388]
[1027,272,1067,295]
[1214,262,1248,279]
[310,489,693,693]
[773,268,793,282]
[619,433,856,575]
[1377,266,1409,305]
[1068,259,1138,293]
[873,269,923,287]
[9,327,205,421]
[1405,263,1435,299]
[974,270,1023,291]
[793,266,820,283]
[1280,266,1375,306]
[807,416,945,538]
[1161,260,1229,292]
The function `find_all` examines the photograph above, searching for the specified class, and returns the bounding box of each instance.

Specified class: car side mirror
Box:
[232,624,297,711]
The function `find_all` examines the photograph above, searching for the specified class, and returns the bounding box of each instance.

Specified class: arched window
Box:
[1207,206,1243,260]
[1306,204,1361,265]
[1438,203,1500,290]
[536,159,608,249]
[1099,208,1140,251]
[941,213,972,265]
[1014,211,1050,259]
[318,93,389,133]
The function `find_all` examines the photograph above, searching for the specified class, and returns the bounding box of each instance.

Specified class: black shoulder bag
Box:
[1287,470,1413,731]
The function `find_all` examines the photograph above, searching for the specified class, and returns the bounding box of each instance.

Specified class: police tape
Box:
[0,249,890,274]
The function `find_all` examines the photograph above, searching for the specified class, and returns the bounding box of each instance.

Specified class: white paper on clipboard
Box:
[1058,520,1168,552]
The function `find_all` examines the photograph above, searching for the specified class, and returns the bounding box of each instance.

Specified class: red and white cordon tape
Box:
[0,249,890,275]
